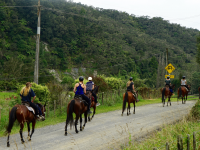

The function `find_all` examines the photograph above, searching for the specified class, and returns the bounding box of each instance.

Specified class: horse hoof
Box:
[28,139,31,141]
[7,143,10,147]
[121,114,123,116]
[133,112,135,114]
[65,133,67,136]
[82,126,84,130]
[80,128,82,131]
[76,131,79,134]
[21,141,25,144]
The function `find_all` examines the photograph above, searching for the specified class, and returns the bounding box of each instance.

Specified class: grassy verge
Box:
[0,92,198,137]
[124,100,200,150]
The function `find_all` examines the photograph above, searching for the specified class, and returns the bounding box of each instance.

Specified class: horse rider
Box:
[86,77,100,106]
[73,76,92,114]
[181,76,189,91]
[165,76,174,94]
[126,77,139,102]
[20,82,43,121]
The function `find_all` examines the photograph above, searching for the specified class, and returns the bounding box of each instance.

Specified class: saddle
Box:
[21,102,35,114]
[74,95,88,106]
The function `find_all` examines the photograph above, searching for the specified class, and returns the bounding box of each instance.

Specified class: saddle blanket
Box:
[26,106,35,114]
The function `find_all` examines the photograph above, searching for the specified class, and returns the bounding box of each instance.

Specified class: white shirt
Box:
[181,79,186,85]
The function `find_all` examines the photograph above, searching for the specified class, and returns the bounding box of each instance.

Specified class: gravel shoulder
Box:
[0,100,197,150]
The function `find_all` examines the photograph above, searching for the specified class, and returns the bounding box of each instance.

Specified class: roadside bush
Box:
[0,80,18,91]
[104,77,123,90]
[61,75,74,89]
[17,82,50,103]
[191,100,200,120]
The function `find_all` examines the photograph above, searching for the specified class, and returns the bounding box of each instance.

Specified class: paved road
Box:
[0,100,197,150]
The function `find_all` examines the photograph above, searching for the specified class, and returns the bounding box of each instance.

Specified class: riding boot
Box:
[88,104,92,114]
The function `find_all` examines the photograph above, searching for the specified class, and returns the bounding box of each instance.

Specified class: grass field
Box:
[124,100,200,150]
[0,91,199,137]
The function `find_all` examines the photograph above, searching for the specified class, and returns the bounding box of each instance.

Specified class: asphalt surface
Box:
[0,100,197,150]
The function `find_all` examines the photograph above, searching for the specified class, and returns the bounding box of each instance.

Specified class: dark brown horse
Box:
[6,103,46,147]
[198,87,200,99]
[65,96,88,135]
[177,85,191,104]
[85,85,99,121]
[121,91,138,116]
[161,84,175,107]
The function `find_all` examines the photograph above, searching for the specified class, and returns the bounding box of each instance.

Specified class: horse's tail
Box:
[6,107,17,134]
[162,88,166,102]
[122,92,128,112]
[178,87,182,98]
[68,100,75,129]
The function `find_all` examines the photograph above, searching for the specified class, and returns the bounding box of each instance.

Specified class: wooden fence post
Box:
[60,98,62,114]
[180,135,183,150]
[0,107,1,122]
[102,92,104,105]
[177,135,180,150]
[193,132,196,150]
[166,142,169,150]
[187,134,190,150]
[47,101,49,117]
[54,100,56,116]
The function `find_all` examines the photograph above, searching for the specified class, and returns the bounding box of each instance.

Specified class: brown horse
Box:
[85,85,99,121]
[121,91,138,116]
[177,85,191,104]
[161,84,175,107]
[65,96,88,135]
[6,103,46,147]
[198,87,200,99]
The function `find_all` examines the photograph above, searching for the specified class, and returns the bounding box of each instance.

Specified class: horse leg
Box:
[170,97,171,106]
[30,120,36,139]
[167,97,168,106]
[127,102,130,116]
[7,133,10,147]
[91,105,96,120]
[133,101,135,114]
[27,122,31,141]
[82,112,87,130]
[19,123,25,144]
[75,114,79,133]
[65,116,69,136]
[80,114,82,131]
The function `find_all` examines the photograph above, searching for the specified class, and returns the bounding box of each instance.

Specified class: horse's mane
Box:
[36,103,43,108]
[93,85,99,94]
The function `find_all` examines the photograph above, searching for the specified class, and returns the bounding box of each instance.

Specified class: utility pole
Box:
[34,0,41,84]
[166,48,168,75]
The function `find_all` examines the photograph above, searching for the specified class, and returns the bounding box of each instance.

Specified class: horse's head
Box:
[171,84,175,89]
[188,85,191,90]
[37,102,46,121]
[93,85,99,94]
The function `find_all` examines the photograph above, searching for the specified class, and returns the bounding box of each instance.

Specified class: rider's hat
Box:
[182,76,186,79]
[167,76,170,79]
[88,77,92,81]
[129,77,133,80]
[79,76,84,81]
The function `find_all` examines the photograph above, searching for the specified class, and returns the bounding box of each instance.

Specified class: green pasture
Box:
[0,92,199,137]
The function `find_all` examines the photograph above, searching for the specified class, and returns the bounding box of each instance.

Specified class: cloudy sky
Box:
[72,0,200,30]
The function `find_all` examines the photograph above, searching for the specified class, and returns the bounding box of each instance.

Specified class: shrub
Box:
[191,100,200,120]
[17,82,50,103]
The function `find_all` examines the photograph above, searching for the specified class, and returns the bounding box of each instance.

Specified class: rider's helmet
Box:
[129,77,133,81]
[167,76,170,79]
[182,76,186,79]
[79,76,84,81]
[88,77,92,81]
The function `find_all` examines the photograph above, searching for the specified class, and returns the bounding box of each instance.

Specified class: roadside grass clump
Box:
[124,100,200,150]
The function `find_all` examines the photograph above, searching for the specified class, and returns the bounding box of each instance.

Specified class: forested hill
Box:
[0,0,199,87]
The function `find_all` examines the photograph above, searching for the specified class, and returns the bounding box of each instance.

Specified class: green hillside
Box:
[0,0,199,90]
